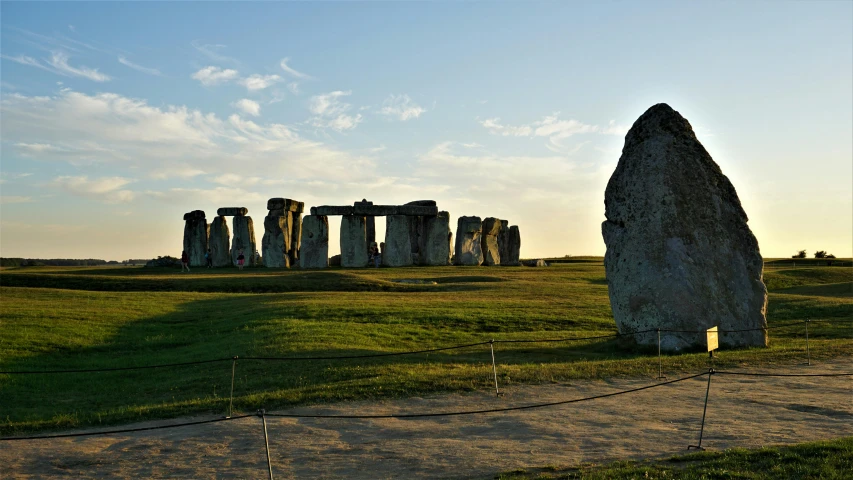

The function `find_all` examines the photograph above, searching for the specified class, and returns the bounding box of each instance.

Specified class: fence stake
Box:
[229,356,238,417]
[258,409,274,480]
[657,329,666,380]
[688,369,714,451]
[805,320,811,366]
[489,340,500,397]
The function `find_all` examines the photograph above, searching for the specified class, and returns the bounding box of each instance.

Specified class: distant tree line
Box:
[791,250,836,259]
[0,258,117,267]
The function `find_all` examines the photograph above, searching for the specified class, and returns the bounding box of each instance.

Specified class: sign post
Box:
[706,326,719,367]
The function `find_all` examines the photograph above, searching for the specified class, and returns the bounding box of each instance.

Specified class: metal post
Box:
[688,369,714,451]
[657,329,666,380]
[228,356,238,417]
[805,320,811,366]
[489,340,500,397]
[259,409,274,480]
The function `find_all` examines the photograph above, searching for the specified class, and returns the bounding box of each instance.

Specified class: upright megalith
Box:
[505,226,521,266]
[454,216,483,266]
[208,215,231,267]
[340,215,369,267]
[355,199,376,245]
[481,217,502,266]
[498,220,510,263]
[299,215,329,269]
[383,215,413,267]
[182,210,208,267]
[231,214,256,267]
[602,103,767,351]
[262,215,291,268]
[422,211,451,266]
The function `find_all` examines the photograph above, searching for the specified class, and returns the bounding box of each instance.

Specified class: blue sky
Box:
[1,1,851,260]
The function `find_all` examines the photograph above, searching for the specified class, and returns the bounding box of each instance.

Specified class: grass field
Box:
[1,262,850,436]
[496,436,853,479]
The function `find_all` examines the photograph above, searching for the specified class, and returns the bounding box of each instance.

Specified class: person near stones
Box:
[205,249,212,268]
[181,250,190,272]
[368,242,379,268]
[375,243,382,268]
[237,249,245,270]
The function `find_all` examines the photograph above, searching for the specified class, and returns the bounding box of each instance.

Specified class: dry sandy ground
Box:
[3,360,851,479]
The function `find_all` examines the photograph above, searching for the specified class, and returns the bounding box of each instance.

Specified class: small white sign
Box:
[707,326,719,352]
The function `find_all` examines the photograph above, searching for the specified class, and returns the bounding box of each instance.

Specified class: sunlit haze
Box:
[1,2,851,261]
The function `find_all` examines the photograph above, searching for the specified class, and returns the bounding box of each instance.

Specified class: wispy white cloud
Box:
[1,53,57,74]
[1,89,375,182]
[191,66,239,86]
[369,144,387,153]
[239,74,281,91]
[118,56,162,76]
[0,196,34,205]
[287,82,300,95]
[47,51,111,82]
[279,58,311,79]
[191,40,238,64]
[379,94,426,121]
[49,175,135,203]
[479,113,628,154]
[309,90,363,131]
[68,25,76,32]
[233,98,261,116]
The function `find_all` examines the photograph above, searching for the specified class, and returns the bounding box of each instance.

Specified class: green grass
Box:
[1,264,850,436]
[495,437,853,479]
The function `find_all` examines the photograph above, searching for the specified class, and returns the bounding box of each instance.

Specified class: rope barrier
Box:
[714,371,853,377]
[0,414,254,441]
[264,372,709,419]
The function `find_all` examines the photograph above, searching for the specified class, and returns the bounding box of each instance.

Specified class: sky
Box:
[1,1,851,261]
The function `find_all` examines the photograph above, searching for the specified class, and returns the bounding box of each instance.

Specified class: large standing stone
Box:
[602,103,767,351]
[231,216,256,266]
[299,215,329,269]
[421,211,451,266]
[454,216,483,266]
[498,220,510,263]
[382,215,413,267]
[208,216,231,267]
[217,207,248,217]
[262,215,291,268]
[481,217,502,266]
[290,212,302,266]
[355,200,375,245]
[505,226,521,266]
[182,211,208,267]
[340,215,368,268]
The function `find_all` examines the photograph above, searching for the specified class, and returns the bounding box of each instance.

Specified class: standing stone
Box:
[498,220,510,263]
[209,216,231,267]
[231,216,257,267]
[383,215,413,267]
[602,103,768,351]
[299,215,329,269]
[454,216,483,266]
[262,215,291,268]
[182,210,208,267]
[421,211,451,266]
[290,212,302,266]
[505,226,521,266]
[481,217,502,266]
[355,199,376,244]
[340,215,369,268]
[447,231,454,265]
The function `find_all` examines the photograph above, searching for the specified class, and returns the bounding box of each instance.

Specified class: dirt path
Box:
[4,360,851,479]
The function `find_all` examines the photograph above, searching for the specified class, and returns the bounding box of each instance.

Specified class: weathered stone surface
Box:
[353,204,439,217]
[231,216,256,266]
[267,198,304,213]
[217,207,248,217]
[422,211,451,266]
[340,215,368,268]
[498,220,510,262]
[299,215,329,269]
[454,216,483,266]
[602,103,767,351]
[208,216,231,267]
[355,200,376,244]
[183,215,208,267]
[311,206,354,216]
[329,254,341,267]
[405,200,437,207]
[481,217,502,266]
[382,215,413,267]
[523,259,549,267]
[505,226,521,266]
[290,212,302,266]
[407,215,425,254]
[262,215,292,268]
[183,210,205,221]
